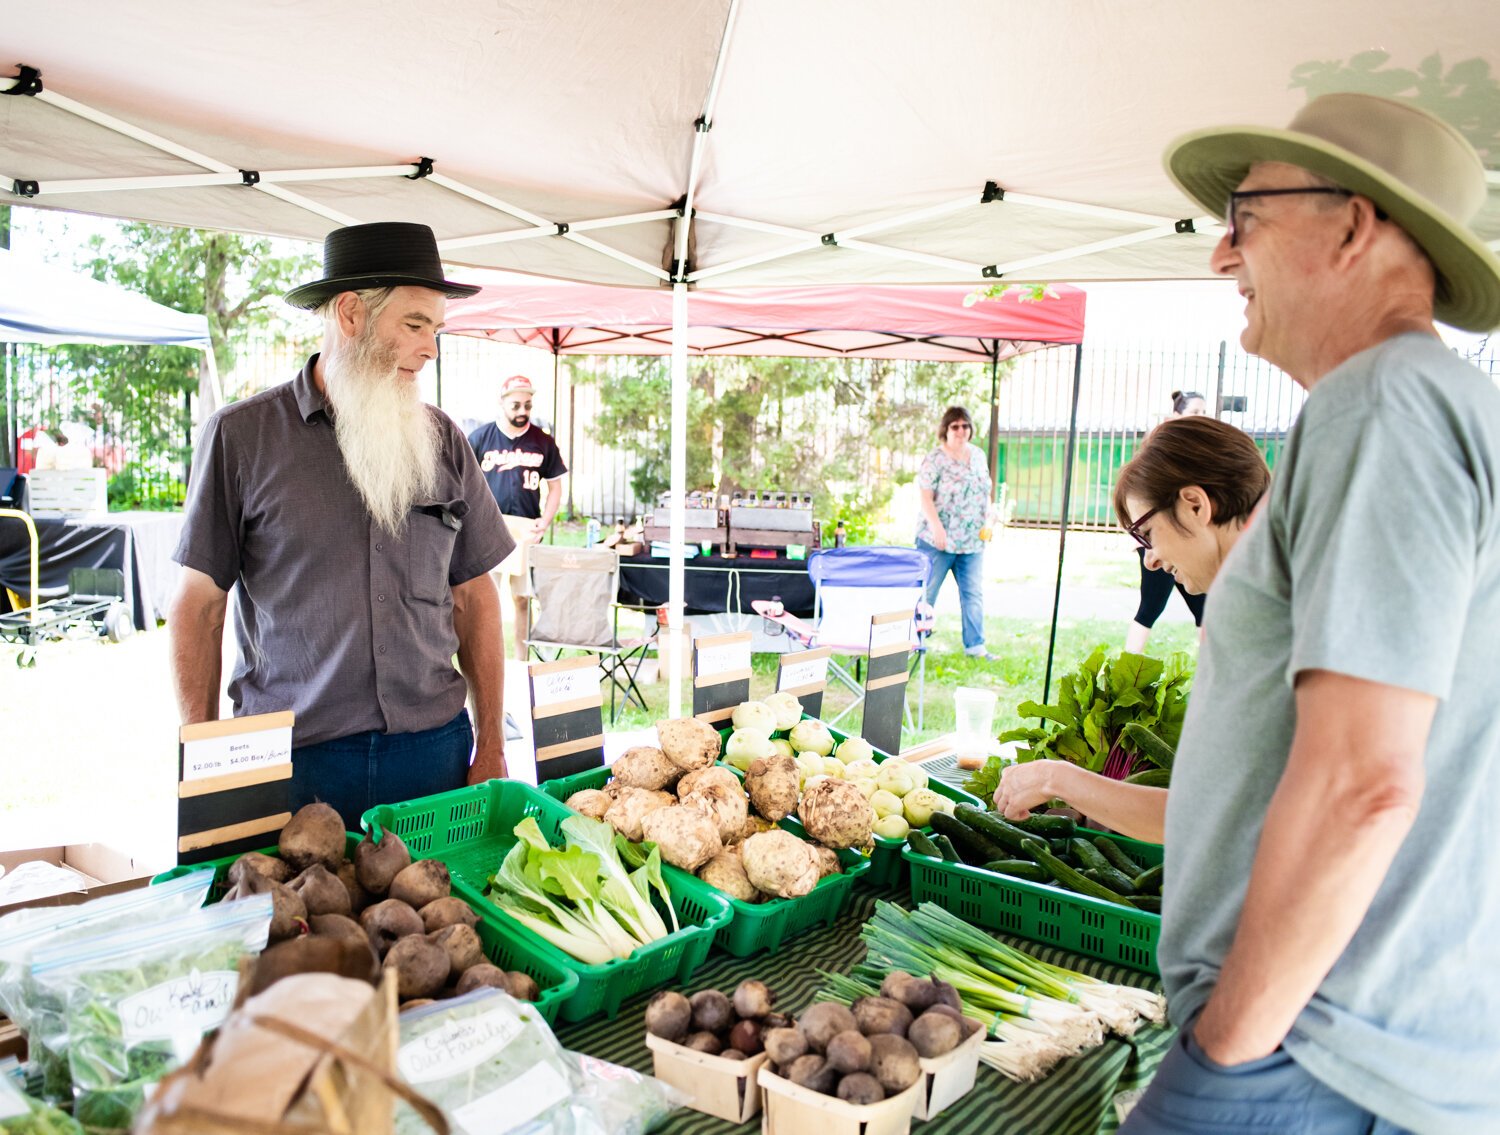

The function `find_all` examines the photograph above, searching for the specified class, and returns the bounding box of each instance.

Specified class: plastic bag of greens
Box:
[0,871,212,1030]
[395,989,684,1135]
[0,1072,85,1135]
[27,893,271,1132]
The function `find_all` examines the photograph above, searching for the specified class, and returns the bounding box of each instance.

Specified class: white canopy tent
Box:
[3,0,1496,713]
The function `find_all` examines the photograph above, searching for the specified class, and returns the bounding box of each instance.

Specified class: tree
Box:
[53,223,316,507]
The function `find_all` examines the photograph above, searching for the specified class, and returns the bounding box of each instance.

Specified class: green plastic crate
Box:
[542,765,870,957]
[361,779,733,1022]
[151,834,580,1025]
[903,828,1164,974]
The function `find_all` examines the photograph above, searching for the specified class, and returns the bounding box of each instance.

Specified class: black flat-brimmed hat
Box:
[284,221,481,310]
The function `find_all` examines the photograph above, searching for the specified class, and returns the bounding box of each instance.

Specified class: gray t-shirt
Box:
[174,357,513,747]
[1161,333,1500,1133]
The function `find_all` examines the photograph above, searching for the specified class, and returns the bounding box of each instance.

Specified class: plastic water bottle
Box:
[585,517,601,546]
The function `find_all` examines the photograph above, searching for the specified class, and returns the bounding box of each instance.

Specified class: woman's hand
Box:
[930,524,948,552]
[994,759,1070,820]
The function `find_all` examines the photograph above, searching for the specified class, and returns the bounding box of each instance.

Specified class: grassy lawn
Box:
[589,613,1197,743]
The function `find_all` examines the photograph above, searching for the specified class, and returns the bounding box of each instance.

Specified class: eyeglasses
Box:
[948,423,972,432]
[1225,187,1351,247]
[1125,504,1165,550]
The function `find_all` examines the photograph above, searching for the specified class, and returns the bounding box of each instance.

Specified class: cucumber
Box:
[906,829,942,859]
[1081,866,1138,895]
[1131,895,1163,914]
[1022,839,1138,908]
[1093,836,1144,876]
[931,834,961,863]
[932,811,1011,865]
[1071,838,1114,874]
[982,860,1050,883]
[1133,864,1164,895]
[1120,723,1175,770]
[1011,813,1077,839]
[1124,767,1171,787]
[1050,839,1074,859]
[951,806,1034,855]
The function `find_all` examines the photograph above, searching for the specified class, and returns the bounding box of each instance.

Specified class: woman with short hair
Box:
[915,405,995,660]
[995,416,1270,843]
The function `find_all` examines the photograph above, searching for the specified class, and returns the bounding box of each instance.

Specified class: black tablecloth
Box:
[617,553,816,617]
[0,513,182,630]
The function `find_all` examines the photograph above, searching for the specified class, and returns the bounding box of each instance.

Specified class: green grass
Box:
[583,613,1198,744]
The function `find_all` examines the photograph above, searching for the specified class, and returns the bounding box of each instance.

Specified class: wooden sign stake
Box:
[860,610,912,757]
[529,656,606,782]
[177,711,293,865]
[692,630,753,725]
[776,646,832,720]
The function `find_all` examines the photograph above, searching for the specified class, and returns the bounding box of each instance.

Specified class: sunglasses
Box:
[1125,504,1165,550]
[1224,187,1351,247]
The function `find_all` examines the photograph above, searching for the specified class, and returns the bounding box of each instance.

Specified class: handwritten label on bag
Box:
[119,969,239,1044]
[779,654,829,691]
[397,1007,525,1084]
[697,640,751,680]
[532,665,604,709]
[451,1061,570,1135]
[181,724,292,782]
[869,617,912,651]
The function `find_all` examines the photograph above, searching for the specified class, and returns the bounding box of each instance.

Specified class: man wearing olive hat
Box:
[1118,96,1500,1133]
[170,222,515,822]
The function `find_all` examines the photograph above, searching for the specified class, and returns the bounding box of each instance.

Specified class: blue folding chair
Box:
[754,546,933,735]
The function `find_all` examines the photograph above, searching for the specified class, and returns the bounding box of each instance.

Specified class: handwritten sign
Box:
[532,663,605,709]
[181,713,292,785]
[869,616,912,653]
[697,640,752,679]
[778,653,829,693]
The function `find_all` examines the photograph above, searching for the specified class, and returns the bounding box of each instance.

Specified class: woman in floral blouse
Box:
[915,405,995,660]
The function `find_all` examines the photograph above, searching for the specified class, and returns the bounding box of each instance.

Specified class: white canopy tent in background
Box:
[3,0,1496,714]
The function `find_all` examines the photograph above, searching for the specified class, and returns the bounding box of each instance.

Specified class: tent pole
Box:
[986,342,1000,494]
[668,284,689,718]
[1042,341,1085,703]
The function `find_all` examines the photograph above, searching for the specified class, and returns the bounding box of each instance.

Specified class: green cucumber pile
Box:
[906,805,1162,912]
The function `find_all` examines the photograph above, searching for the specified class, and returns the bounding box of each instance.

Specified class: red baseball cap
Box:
[500,374,535,397]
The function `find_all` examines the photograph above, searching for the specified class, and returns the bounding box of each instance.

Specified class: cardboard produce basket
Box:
[758,1067,920,1135]
[911,1017,987,1121]
[645,1032,769,1123]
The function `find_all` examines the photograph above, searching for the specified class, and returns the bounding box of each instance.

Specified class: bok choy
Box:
[485,816,677,966]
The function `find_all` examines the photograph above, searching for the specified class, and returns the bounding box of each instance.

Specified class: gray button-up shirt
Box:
[174,356,513,747]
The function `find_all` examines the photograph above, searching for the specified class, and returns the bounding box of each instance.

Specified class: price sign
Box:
[862,611,913,755]
[177,711,295,866]
[693,630,753,723]
[528,657,605,782]
[868,614,913,655]
[777,646,832,719]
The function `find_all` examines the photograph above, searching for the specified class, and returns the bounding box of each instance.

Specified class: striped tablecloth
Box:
[553,884,1175,1135]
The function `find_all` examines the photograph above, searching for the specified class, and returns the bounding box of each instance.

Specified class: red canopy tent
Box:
[442,276,1086,361]
[442,275,1089,697]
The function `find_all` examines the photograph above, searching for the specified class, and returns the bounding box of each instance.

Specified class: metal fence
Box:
[7,328,1496,522]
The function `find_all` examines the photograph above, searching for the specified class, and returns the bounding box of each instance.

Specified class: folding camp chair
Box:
[753,546,934,734]
[525,544,655,722]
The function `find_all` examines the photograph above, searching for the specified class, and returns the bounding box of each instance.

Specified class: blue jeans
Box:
[290,709,474,827]
[1120,1031,1413,1134]
[917,538,986,651]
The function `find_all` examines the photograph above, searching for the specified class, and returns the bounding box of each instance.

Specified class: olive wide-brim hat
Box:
[285,221,481,311]
[1165,93,1500,333]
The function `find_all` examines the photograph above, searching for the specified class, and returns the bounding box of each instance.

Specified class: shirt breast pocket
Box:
[408,506,462,604]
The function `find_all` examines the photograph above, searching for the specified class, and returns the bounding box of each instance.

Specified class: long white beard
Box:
[323,328,440,535]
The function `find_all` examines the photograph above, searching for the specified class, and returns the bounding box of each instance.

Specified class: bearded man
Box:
[169,222,513,823]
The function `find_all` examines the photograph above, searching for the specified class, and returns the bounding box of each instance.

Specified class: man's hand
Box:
[528,516,548,540]
[468,732,507,783]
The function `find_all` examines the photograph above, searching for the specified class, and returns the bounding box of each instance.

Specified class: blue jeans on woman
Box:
[290,709,474,827]
[916,538,987,653]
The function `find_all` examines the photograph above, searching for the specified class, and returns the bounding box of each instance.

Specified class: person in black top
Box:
[467,374,568,660]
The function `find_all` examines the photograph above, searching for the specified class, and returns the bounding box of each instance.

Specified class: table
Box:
[0,511,184,631]
[552,882,1174,1135]
[618,552,816,617]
